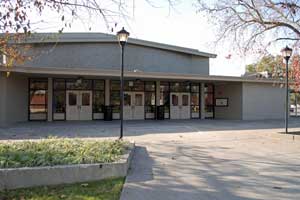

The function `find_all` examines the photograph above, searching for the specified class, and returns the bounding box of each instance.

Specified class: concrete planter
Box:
[0,143,135,190]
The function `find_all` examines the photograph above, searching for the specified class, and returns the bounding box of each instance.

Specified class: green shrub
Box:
[0,138,128,168]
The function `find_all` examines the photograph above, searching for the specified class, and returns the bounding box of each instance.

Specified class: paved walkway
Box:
[119,120,300,200]
[1,118,300,140]
[1,119,300,199]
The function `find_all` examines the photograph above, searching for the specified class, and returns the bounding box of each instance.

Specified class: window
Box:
[53,91,65,113]
[82,93,90,106]
[205,93,214,106]
[54,79,65,90]
[66,79,92,90]
[145,92,155,106]
[29,79,48,121]
[189,83,200,118]
[191,93,199,106]
[53,79,66,120]
[170,82,190,92]
[205,84,214,118]
[160,82,170,92]
[111,80,120,113]
[111,80,120,91]
[93,91,105,113]
[93,80,105,90]
[290,92,300,117]
[124,80,144,91]
[191,84,199,93]
[68,92,77,106]
[160,82,170,118]
[145,82,155,92]
[124,93,131,106]
[92,80,105,115]
[145,81,156,119]
[182,95,189,106]
[172,94,179,106]
[53,79,66,116]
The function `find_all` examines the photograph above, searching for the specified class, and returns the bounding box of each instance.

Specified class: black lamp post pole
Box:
[285,56,290,134]
[120,44,125,139]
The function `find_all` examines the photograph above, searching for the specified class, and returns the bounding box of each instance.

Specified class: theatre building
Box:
[0,33,285,126]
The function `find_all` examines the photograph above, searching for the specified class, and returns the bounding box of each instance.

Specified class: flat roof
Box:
[11,32,217,58]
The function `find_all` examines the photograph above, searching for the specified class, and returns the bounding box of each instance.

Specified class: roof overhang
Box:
[1,66,284,84]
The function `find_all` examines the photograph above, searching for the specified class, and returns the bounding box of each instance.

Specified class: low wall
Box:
[0,143,135,190]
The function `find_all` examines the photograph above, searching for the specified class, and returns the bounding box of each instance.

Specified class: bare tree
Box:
[197,0,300,53]
[0,0,131,75]
[0,0,176,76]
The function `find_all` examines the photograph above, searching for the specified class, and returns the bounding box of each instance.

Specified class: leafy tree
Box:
[245,55,283,74]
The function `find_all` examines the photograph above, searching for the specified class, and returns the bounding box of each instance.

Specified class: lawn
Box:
[0,138,128,168]
[0,177,125,200]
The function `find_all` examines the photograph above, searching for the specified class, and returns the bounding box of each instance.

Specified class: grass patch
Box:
[0,177,125,200]
[0,138,128,168]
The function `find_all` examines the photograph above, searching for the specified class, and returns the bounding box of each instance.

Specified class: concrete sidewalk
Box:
[1,118,300,140]
[120,128,300,200]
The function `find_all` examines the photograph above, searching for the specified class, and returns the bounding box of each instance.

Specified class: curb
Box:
[0,142,135,190]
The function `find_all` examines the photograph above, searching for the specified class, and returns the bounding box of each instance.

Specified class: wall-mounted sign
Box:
[215,98,228,107]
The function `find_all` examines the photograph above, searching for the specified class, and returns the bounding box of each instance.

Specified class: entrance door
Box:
[124,92,133,120]
[180,93,190,119]
[66,90,92,120]
[170,93,190,119]
[123,92,144,120]
[133,92,144,120]
[170,93,180,119]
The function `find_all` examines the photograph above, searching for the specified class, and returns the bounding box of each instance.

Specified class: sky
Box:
[31,0,262,77]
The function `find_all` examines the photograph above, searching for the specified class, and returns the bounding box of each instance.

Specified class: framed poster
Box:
[215,98,228,107]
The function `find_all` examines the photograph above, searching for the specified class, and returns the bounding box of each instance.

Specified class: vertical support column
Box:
[156,81,160,106]
[105,79,110,106]
[200,83,205,119]
[47,77,53,122]
[0,72,7,126]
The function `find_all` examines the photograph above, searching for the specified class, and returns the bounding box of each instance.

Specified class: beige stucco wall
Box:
[242,82,285,120]
[0,73,28,126]
[214,83,243,120]
[20,43,209,75]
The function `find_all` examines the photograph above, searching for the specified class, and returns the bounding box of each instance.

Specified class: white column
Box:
[156,81,160,106]
[105,79,110,106]
[47,77,53,122]
[200,83,205,119]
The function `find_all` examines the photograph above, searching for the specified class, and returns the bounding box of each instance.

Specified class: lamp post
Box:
[117,27,130,139]
[281,46,293,134]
